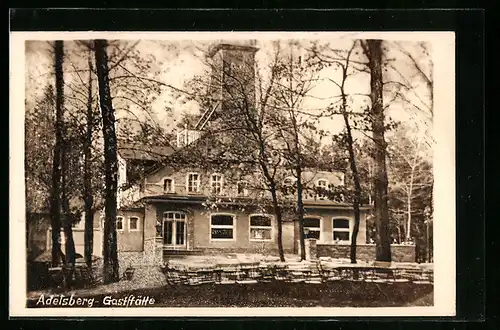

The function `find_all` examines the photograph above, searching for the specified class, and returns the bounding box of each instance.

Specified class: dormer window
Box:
[283,176,296,196]
[163,178,175,194]
[316,179,329,199]
[210,173,224,195]
[186,173,200,193]
[237,180,249,197]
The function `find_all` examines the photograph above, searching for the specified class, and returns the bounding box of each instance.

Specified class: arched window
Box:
[249,214,272,241]
[163,177,175,193]
[333,218,350,242]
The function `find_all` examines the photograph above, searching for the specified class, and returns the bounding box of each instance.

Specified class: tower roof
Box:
[207,42,259,58]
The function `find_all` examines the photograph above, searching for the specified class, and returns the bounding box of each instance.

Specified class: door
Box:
[163,212,187,248]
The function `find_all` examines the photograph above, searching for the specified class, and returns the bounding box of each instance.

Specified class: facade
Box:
[111,42,374,267]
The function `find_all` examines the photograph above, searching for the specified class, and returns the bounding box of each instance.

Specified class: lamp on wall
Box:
[155,221,162,237]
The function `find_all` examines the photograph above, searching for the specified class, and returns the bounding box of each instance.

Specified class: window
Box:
[186,173,200,193]
[249,215,272,241]
[303,217,321,240]
[210,173,223,195]
[116,216,124,231]
[163,212,187,246]
[163,178,175,193]
[333,218,350,242]
[237,180,249,197]
[316,179,329,199]
[283,176,296,195]
[129,217,140,231]
[210,214,235,240]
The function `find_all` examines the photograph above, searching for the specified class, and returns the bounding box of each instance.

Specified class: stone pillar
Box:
[143,204,162,265]
[305,238,318,261]
[154,237,164,265]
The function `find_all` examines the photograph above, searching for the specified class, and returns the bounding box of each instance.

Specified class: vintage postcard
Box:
[10,31,455,317]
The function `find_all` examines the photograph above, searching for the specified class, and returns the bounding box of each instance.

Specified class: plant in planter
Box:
[124,267,135,281]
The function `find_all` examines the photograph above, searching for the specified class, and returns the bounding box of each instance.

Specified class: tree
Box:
[306,40,372,263]
[184,42,299,261]
[83,49,95,268]
[49,40,64,267]
[270,42,324,261]
[361,39,392,262]
[334,43,364,264]
[95,39,120,283]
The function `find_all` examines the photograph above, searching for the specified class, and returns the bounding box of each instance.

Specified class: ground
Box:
[27,254,433,308]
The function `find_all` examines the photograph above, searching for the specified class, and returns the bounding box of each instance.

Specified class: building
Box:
[110,42,375,268]
[37,42,415,268]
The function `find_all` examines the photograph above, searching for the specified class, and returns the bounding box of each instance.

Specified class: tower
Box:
[204,42,258,124]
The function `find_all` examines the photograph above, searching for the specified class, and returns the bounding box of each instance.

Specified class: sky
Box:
[25,36,433,148]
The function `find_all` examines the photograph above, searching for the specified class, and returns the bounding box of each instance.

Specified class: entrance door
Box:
[163,212,187,248]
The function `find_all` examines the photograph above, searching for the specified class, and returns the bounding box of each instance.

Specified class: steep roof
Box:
[117,141,175,161]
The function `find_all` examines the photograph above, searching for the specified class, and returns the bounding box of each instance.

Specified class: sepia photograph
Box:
[10,31,455,317]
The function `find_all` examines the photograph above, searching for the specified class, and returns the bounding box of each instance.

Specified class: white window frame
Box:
[116,216,124,232]
[186,172,201,193]
[303,216,323,242]
[210,213,236,241]
[315,179,329,200]
[128,216,140,232]
[163,177,175,194]
[162,211,187,247]
[237,180,249,197]
[249,214,273,242]
[332,217,351,244]
[210,172,224,195]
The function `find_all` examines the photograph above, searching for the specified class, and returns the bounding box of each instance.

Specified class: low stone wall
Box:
[317,244,416,263]
[195,247,295,255]
[118,237,163,272]
[162,260,433,285]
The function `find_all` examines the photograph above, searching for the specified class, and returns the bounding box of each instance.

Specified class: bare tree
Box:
[336,43,363,264]
[270,42,324,261]
[50,40,64,267]
[94,39,119,283]
[361,39,392,262]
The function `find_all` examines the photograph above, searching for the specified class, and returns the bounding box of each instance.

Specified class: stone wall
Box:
[316,244,416,263]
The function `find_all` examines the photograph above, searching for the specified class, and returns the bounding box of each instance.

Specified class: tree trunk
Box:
[342,110,362,264]
[366,39,391,262]
[95,39,119,283]
[296,168,306,261]
[50,40,64,267]
[406,187,412,241]
[60,110,76,287]
[84,51,94,268]
[269,186,285,262]
[61,146,76,268]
